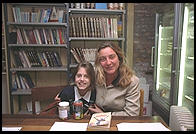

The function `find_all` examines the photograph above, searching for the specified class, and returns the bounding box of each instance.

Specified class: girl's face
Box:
[98,47,120,75]
[75,67,91,93]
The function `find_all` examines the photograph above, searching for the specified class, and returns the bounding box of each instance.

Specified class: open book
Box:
[88,112,112,130]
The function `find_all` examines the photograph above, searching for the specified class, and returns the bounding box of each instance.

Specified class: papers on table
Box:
[117,122,170,131]
[2,127,22,131]
[49,122,88,131]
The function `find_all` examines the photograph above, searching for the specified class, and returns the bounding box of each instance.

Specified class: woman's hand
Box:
[88,104,103,113]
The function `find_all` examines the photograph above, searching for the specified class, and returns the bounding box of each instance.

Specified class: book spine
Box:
[15,73,22,89]
[93,17,97,37]
[81,17,86,37]
[84,17,89,37]
[16,28,24,44]
[53,51,62,66]
[12,7,17,22]
[71,17,76,37]
[58,9,64,23]
[90,17,94,37]
[58,29,63,44]
[22,50,31,68]
[87,17,92,37]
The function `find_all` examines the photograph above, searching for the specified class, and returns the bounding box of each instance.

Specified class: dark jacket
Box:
[58,85,96,114]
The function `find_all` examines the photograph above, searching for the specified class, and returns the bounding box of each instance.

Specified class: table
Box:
[2,114,169,131]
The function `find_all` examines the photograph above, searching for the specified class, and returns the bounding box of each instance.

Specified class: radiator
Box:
[169,105,194,131]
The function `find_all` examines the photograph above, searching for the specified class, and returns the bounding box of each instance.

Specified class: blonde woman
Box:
[89,42,140,116]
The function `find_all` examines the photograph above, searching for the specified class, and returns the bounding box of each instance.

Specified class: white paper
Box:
[49,122,88,131]
[117,122,170,131]
[2,127,22,131]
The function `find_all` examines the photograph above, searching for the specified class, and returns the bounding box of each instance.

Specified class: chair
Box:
[31,85,65,115]
[139,89,144,116]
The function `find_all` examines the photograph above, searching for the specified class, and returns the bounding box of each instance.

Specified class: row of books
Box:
[69,16,120,38]
[12,72,34,90]
[16,28,67,45]
[71,48,97,63]
[11,49,62,68]
[69,3,124,10]
[12,6,65,23]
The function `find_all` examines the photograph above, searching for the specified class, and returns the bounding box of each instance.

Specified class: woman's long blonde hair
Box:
[95,42,134,88]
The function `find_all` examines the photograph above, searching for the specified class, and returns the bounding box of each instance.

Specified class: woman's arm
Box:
[88,104,104,113]
[112,76,140,116]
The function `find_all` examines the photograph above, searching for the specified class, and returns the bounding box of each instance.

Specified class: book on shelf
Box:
[11,73,17,91]
[45,51,53,67]
[42,51,50,67]
[21,72,34,88]
[21,50,31,68]
[71,48,81,63]
[95,3,107,9]
[57,9,64,23]
[53,51,62,66]
[42,28,48,44]
[77,17,82,37]
[49,6,58,22]
[88,112,112,130]
[112,18,118,38]
[71,48,97,63]
[49,51,57,67]
[38,29,46,44]
[37,51,47,67]
[15,74,22,89]
[16,29,24,44]
[87,17,92,37]
[12,6,66,23]
[18,50,29,68]
[81,17,86,37]
[14,72,34,90]
[58,29,64,44]
[84,17,89,37]
[12,49,23,68]
[90,17,95,37]
[43,8,52,23]
[19,75,27,89]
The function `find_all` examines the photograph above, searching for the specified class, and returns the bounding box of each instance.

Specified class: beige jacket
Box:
[95,75,140,116]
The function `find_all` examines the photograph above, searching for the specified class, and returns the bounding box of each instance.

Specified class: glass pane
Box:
[156,5,174,101]
[178,3,194,115]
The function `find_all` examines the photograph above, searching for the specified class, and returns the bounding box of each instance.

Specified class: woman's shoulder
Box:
[131,75,139,83]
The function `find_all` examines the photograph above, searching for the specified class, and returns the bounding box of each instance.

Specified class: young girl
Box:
[55,61,96,114]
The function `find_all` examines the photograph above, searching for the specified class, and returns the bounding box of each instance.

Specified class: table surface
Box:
[2,114,169,131]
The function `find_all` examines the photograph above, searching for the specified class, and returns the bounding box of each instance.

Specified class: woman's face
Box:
[75,67,91,92]
[98,47,120,75]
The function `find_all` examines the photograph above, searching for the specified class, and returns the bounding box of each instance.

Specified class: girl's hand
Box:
[88,104,103,113]
[54,94,61,102]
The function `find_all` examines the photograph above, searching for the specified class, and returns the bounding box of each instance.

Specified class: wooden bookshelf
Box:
[3,3,128,114]
[4,3,69,114]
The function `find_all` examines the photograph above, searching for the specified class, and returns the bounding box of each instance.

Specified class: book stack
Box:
[12,6,64,23]
[88,112,112,131]
[69,3,124,10]
[71,48,97,63]
[12,72,34,91]
[11,48,62,68]
[15,27,66,45]
[69,16,118,38]
[69,3,95,9]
